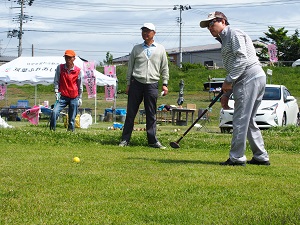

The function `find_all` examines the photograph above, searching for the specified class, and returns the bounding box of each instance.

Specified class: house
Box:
[112,54,131,65]
[112,43,223,67]
[0,56,17,66]
[112,40,265,67]
[167,43,222,67]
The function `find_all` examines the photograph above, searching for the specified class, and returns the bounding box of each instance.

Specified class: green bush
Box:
[180,62,205,71]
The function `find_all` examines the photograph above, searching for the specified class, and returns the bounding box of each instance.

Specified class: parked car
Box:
[292,59,300,67]
[219,84,299,133]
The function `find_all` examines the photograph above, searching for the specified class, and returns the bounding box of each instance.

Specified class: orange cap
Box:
[64,50,76,57]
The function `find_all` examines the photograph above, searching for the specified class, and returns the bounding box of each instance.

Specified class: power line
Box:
[34,0,300,9]
[1,0,299,60]
[6,0,34,56]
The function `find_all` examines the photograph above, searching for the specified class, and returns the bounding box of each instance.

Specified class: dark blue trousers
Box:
[121,78,158,144]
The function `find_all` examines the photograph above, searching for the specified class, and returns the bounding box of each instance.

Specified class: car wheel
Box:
[282,113,287,126]
[220,127,231,133]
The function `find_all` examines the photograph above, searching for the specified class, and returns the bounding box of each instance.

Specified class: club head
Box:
[170,142,180,149]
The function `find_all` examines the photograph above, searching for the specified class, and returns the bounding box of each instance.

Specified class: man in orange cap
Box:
[50,50,83,131]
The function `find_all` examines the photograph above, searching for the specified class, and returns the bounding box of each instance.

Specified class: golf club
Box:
[170,90,223,148]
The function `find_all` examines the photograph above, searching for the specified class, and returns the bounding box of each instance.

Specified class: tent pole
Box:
[6,83,8,107]
[113,79,118,122]
[94,92,97,123]
[35,85,37,106]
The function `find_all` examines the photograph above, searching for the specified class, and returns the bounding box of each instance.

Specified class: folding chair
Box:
[196,108,210,131]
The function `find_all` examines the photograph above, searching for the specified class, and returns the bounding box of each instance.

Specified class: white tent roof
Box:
[0,56,116,86]
[94,70,116,86]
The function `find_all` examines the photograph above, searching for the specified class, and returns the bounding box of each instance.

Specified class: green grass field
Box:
[1,120,299,224]
[1,65,300,224]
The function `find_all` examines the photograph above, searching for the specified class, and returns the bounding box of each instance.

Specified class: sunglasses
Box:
[208,19,222,28]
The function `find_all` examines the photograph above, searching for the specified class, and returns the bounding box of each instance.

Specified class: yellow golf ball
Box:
[73,157,80,163]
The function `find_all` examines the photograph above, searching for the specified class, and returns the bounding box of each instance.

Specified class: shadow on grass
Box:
[127,157,219,165]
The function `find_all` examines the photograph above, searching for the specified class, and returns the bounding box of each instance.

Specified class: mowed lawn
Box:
[0,121,299,225]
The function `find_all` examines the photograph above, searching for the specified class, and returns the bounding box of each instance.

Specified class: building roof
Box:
[166,43,221,54]
[0,56,17,63]
[112,43,222,63]
[112,41,262,63]
[113,54,130,63]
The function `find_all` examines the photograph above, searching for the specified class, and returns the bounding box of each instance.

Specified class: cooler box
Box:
[104,108,127,116]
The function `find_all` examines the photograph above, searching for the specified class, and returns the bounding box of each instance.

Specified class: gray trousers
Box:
[230,75,269,162]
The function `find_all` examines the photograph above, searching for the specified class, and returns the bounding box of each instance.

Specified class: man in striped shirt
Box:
[200,11,270,166]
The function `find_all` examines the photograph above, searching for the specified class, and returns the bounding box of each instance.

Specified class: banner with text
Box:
[104,66,117,101]
[83,61,96,98]
[268,44,278,62]
[0,83,7,100]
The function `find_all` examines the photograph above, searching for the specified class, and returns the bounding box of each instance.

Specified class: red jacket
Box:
[59,64,81,98]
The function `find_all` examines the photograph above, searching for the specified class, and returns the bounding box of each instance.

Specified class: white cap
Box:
[141,23,156,31]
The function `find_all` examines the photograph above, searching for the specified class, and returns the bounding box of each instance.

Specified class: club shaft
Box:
[175,91,223,144]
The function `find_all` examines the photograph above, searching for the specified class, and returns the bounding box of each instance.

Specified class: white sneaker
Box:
[119,140,129,147]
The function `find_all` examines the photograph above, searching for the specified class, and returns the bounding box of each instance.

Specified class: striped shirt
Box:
[219,26,264,84]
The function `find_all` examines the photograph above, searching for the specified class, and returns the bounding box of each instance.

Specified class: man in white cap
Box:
[200,11,270,166]
[119,23,169,149]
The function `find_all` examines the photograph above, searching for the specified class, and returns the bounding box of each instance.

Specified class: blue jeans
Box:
[50,95,79,131]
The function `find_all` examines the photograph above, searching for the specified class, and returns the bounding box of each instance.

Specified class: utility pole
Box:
[18,0,24,57]
[7,0,34,57]
[0,39,3,57]
[173,4,191,68]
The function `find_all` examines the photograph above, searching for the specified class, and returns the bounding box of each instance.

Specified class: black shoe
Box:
[220,158,246,166]
[247,158,270,166]
[149,142,166,149]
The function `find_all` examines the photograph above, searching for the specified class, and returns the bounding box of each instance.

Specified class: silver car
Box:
[219,84,299,133]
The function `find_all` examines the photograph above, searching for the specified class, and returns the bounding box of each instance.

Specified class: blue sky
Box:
[0,0,299,63]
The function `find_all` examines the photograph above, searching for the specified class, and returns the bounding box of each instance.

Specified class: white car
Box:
[292,59,300,67]
[219,84,299,133]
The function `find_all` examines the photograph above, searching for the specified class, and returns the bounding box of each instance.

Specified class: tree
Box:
[255,26,300,63]
[103,51,113,65]
[282,30,300,61]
